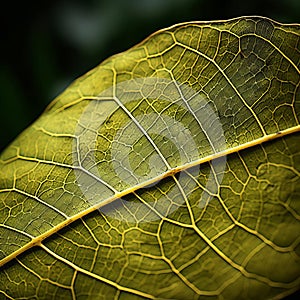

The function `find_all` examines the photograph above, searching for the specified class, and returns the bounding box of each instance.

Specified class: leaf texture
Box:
[0,16,300,299]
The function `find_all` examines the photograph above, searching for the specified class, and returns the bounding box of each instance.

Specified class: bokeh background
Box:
[0,0,299,152]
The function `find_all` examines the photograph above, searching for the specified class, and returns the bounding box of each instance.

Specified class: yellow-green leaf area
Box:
[0,16,300,299]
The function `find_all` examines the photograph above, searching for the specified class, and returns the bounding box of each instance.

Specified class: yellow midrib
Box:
[0,124,300,268]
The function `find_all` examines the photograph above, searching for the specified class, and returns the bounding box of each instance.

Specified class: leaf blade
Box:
[0,16,299,299]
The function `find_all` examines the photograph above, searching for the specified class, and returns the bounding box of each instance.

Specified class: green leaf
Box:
[0,16,299,299]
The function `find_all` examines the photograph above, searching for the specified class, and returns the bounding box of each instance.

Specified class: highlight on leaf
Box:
[0,16,299,300]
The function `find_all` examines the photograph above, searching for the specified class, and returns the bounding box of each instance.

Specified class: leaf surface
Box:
[0,16,300,299]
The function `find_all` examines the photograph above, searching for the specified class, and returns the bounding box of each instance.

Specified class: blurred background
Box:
[0,0,300,151]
